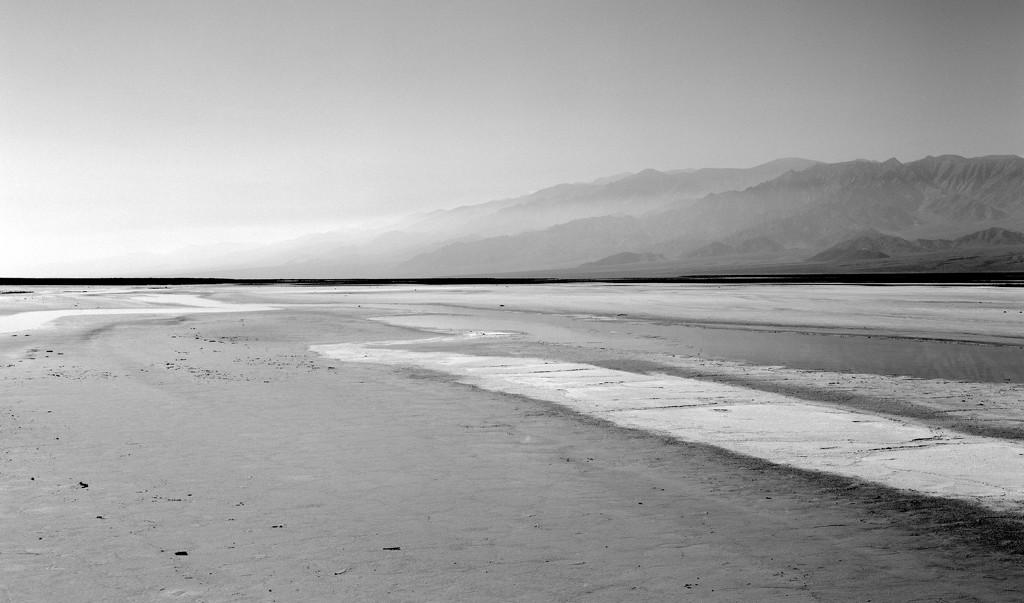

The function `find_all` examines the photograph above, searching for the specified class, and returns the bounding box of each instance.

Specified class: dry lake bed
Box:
[2,283,1023,601]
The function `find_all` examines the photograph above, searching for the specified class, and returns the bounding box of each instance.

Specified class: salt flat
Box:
[313,331,1024,512]
[2,284,1023,601]
[0,294,274,333]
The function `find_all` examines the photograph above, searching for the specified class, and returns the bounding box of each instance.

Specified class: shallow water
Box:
[375,310,1024,384]
[0,297,276,334]
[598,319,1024,384]
[312,336,1024,512]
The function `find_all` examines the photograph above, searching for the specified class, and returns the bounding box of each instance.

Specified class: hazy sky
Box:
[3,0,1023,273]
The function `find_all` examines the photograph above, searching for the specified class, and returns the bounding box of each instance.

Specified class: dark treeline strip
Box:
[0,277,248,286]
[2,273,1023,287]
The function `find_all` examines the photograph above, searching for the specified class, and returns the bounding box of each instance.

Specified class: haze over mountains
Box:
[40,154,1024,278]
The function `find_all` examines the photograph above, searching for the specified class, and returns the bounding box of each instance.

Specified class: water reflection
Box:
[360,309,1024,384]
[617,321,1024,384]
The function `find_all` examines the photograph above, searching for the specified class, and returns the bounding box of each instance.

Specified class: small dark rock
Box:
[79,481,88,488]
[174,551,188,556]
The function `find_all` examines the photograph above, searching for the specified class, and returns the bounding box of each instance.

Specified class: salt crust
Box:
[366,313,1024,432]
[0,295,275,334]
[312,333,1024,513]
[279,283,1024,345]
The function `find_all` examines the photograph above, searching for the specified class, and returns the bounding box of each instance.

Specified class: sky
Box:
[2,0,1023,274]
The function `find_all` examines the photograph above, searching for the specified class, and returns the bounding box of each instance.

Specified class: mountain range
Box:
[38,154,1024,277]
[391,154,1024,276]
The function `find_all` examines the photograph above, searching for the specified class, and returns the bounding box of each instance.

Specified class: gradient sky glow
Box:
[2,0,1023,274]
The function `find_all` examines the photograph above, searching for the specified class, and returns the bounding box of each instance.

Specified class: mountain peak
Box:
[807,227,1024,264]
[748,157,819,169]
[955,227,1024,247]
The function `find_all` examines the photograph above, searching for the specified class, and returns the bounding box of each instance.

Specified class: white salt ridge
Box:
[128,294,239,308]
[666,357,1024,428]
[293,283,1024,345]
[312,336,1024,513]
[0,296,275,334]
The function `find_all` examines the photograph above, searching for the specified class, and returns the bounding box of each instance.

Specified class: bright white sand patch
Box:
[312,336,1024,512]
[0,297,276,333]
[366,312,1024,427]
[128,294,240,307]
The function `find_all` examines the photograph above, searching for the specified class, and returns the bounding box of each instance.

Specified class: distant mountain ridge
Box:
[577,252,666,269]
[807,227,1024,262]
[397,154,1024,276]
[686,236,786,258]
[38,154,1023,277]
[698,155,1022,247]
[388,157,820,243]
